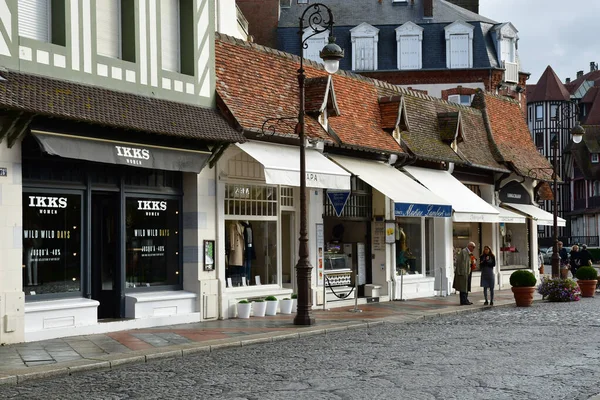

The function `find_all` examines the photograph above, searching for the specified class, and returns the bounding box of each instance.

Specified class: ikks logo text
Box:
[28,196,67,215]
[138,200,167,216]
[115,145,150,166]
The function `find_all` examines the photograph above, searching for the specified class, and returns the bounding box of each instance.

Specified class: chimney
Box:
[424,0,433,18]
[577,70,584,78]
[591,62,596,72]
[566,78,571,84]
[446,0,479,14]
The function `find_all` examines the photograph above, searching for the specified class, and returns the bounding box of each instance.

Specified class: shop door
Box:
[281,212,296,290]
[91,192,121,319]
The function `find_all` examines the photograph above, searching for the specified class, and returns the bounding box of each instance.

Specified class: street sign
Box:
[327,191,350,217]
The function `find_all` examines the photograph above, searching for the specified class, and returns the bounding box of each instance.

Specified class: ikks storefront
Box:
[19,126,213,341]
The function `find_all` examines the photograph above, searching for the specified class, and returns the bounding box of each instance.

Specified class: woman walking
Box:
[480,245,496,305]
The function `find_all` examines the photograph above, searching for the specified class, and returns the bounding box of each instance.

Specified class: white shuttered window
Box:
[449,34,469,68]
[18,0,50,42]
[161,0,180,72]
[96,0,121,59]
[399,35,419,70]
[354,37,374,71]
[304,38,326,63]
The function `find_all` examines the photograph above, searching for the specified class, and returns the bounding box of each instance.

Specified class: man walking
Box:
[454,242,476,305]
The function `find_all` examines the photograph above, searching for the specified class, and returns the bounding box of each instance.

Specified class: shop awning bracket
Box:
[208,143,230,169]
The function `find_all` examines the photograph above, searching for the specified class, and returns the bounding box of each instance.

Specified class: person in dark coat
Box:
[480,246,496,306]
[579,244,594,267]
[558,241,568,266]
[570,244,581,278]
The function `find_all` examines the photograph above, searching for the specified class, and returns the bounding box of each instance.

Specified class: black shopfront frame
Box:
[23,157,184,318]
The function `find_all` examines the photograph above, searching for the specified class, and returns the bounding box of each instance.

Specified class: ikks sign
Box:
[114,145,151,166]
[28,196,68,214]
[394,203,452,218]
[499,181,531,205]
[138,200,167,217]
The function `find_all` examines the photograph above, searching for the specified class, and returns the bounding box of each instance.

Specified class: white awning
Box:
[330,156,452,217]
[236,142,350,190]
[501,203,566,227]
[403,166,500,223]
[492,205,526,224]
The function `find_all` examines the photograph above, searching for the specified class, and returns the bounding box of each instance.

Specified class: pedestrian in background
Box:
[579,244,594,267]
[453,242,475,305]
[558,241,568,266]
[480,245,496,305]
[570,245,581,278]
[538,249,544,275]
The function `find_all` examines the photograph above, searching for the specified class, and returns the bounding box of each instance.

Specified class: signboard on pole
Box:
[327,191,350,217]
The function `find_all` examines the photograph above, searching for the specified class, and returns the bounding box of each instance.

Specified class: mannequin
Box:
[241,221,255,281]
[228,222,245,267]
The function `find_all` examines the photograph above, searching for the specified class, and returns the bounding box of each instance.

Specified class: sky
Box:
[479,0,600,84]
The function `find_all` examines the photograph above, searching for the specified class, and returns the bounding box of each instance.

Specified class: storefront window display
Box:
[225,220,277,286]
[453,223,480,269]
[395,218,422,275]
[499,222,530,269]
[22,192,82,296]
[125,198,181,288]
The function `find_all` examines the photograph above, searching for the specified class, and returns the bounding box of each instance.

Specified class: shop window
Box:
[395,218,422,275]
[280,186,295,208]
[499,223,529,269]
[225,220,278,287]
[22,192,82,296]
[125,197,181,288]
[225,183,278,217]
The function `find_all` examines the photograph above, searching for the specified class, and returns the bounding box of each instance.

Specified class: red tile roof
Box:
[474,92,553,180]
[528,66,571,103]
[565,70,600,94]
[215,34,403,154]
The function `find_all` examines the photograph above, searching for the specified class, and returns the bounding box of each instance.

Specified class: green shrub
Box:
[576,266,598,280]
[238,299,249,304]
[510,270,537,287]
[283,298,290,301]
[291,293,298,299]
[254,299,264,302]
[265,295,278,301]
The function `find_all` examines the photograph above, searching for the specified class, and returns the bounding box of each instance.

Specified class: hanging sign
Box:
[327,191,350,217]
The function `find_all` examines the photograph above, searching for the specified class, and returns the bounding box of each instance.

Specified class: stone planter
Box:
[237,302,252,319]
[253,301,267,317]
[279,299,294,315]
[265,300,278,316]
[511,286,535,307]
[578,280,598,298]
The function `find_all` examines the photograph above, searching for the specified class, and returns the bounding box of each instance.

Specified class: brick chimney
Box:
[423,0,433,17]
[591,61,598,72]
[577,70,584,78]
[566,78,571,84]
[236,0,280,48]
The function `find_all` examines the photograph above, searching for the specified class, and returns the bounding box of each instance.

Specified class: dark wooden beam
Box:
[0,111,23,144]
[7,114,33,148]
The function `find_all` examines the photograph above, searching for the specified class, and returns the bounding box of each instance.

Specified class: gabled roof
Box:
[378,95,409,131]
[570,125,600,180]
[565,70,600,95]
[305,76,340,116]
[437,112,462,144]
[214,33,403,154]
[581,87,600,125]
[528,66,571,103]
[0,70,242,143]
[473,91,553,180]
[278,0,497,27]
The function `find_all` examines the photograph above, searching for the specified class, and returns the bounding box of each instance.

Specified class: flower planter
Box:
[253,301,267,317]
[578,280,598,297]
[265,300,279,316]
[279,299,294,315]
[512,286,535,307]
[292,298,297,313]
[237,302,252,319]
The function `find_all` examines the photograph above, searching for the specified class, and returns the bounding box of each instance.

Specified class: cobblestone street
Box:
[3,298,600,400]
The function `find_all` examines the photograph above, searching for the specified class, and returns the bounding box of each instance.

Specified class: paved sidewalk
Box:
[0,289,531,386]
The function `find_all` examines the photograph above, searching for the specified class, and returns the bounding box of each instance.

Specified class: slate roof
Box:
[214,33,403,154]
[565,70,600,95]
[278,0,497,27]
[580,86,600,125]
[0,70,242,143]
[473,91,553,180]
[528,66,571,103]
[570,126,600,181]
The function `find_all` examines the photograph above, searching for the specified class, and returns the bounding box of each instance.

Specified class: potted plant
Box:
[265,295,279,316]
[253,299,267,317]
[537,277,580,302]
[279,297,294,314]
[510,270,537,307]
[291,293,298,312]
[237,300,252,319]
[576,266,598,297]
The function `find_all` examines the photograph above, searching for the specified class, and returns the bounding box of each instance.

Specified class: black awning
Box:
[32,131,211,174]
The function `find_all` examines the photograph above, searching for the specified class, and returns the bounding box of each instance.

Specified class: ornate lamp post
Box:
[547,104,584,278]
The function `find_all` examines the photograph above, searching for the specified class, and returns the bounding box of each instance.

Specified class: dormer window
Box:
[592,154,599,164]
[302,26,329,64]
[350,23,379,71]
[494,23,518,64]
[444,21,474,69]
[448,94,472,106]
[395,22,423,70]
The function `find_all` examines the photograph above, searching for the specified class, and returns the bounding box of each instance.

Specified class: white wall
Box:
[0,140,25,344]
[215,0,246,40]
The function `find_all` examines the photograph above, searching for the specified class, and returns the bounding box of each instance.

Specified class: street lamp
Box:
[549,106,585,278]
[294,2,344,325]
